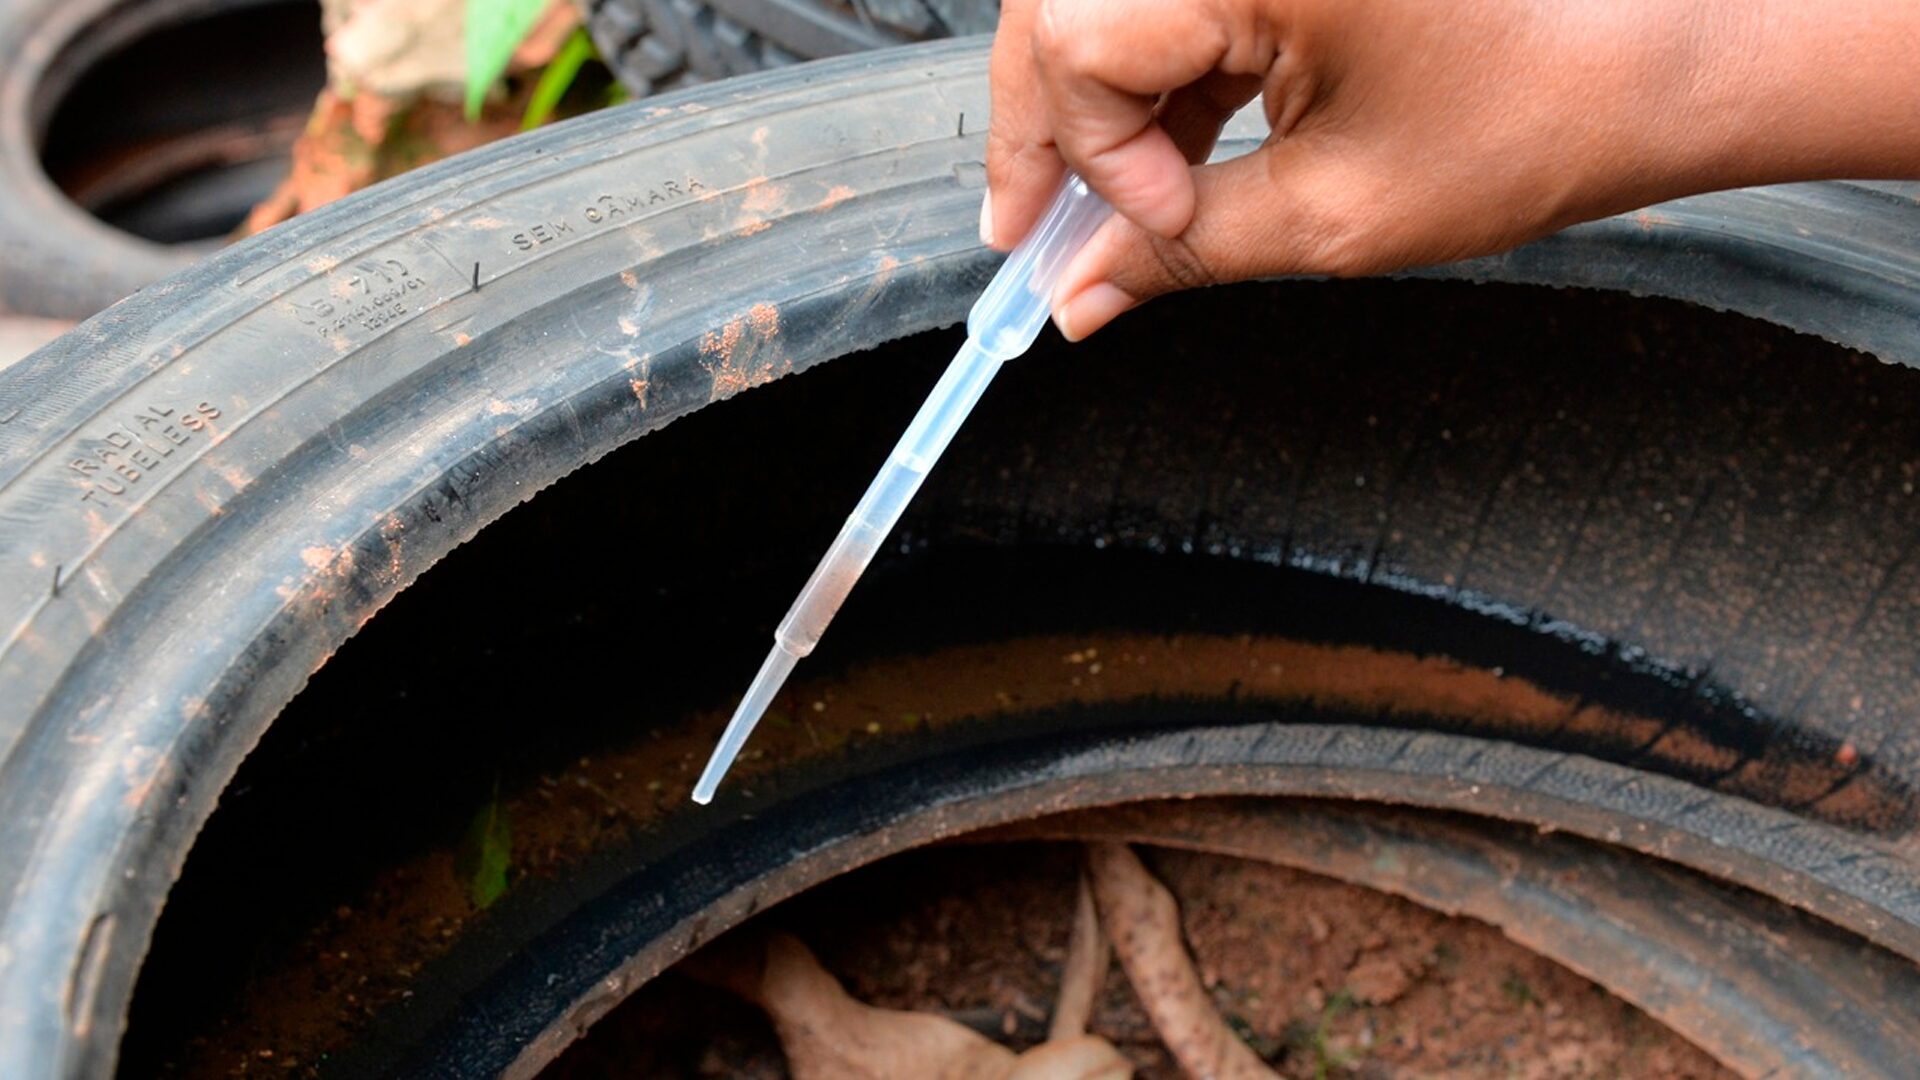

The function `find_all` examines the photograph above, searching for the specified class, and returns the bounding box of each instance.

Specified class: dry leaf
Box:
[1087,842,1277,1080]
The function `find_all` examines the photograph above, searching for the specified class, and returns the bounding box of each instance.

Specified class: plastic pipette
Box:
[691,175,1112,804]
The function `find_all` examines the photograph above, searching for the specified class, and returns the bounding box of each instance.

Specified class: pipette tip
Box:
[691,642,801,803]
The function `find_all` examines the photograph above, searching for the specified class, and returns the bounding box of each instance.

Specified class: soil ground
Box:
[545,843,1732,1079]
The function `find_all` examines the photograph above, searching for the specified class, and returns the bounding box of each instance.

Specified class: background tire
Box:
[3,39,1920,1077]
[0,0,324,319]
[581,0,999,95]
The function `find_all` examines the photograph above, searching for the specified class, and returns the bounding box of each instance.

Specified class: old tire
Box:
[580,0,999,95]
[4,38,1920,1076]
[0,0,323,319]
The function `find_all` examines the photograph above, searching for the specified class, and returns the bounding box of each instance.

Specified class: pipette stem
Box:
[689,340,1001,804]
[692,174,1112,803]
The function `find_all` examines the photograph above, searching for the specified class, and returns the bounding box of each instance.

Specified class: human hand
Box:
[983,0,1920,340]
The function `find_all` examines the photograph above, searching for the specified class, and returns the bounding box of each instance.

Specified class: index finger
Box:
[985,0,1067,251]
[1030,0,1234,237]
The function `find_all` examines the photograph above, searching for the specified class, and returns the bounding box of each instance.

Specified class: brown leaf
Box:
[705,931,1017,1080]
[1050,869,1110,1041]
[685,926,1137,1080]
[1086,843,1277,1080]
[1009,1033,1134,1080]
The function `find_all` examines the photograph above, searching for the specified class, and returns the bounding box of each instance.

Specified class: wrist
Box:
[1524,2,1750,225]
[1618,0,1920,203]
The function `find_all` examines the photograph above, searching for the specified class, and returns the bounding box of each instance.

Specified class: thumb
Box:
[1051,142,1379,341]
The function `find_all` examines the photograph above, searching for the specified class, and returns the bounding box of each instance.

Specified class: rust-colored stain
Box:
[701,319,745,362]
[119,744,163,810]
[748,303,778,337]
[619,270,640,290]
[378,514,407,582]
[731,176,790,238]
[817,185,857,212]
[741,178,784,216]
[214,464,251,492]
[700,303,788,402]
[296,542,359,606]
[835,254,905,323]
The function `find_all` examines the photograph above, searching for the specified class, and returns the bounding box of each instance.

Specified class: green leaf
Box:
[454,788,512,909]
[464,0,551,120]
[521,28,596,131]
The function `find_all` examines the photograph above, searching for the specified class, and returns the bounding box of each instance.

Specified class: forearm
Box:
[991,0,1920,338]
[1647,0,1920,196]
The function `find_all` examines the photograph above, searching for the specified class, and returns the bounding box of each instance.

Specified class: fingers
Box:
[1031,0,1232,237]
[1158,71,1266,165]
[987,0,1243,248]
[1052,140,1382,340]
[1033,67,1194,238]
[985,0,1063,250]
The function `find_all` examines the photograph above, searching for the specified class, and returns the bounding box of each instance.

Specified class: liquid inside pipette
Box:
[692,176,1111,804]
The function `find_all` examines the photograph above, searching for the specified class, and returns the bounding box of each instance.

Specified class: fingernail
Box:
[978,190,994,247]
[1054,283,1135,342]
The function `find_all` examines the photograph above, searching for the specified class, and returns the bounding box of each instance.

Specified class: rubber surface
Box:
[582,0,997,95]
[0,0,322,318]
[4,38,1920,1077]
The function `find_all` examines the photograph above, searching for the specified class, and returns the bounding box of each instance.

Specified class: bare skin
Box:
[981,0,1920,340]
